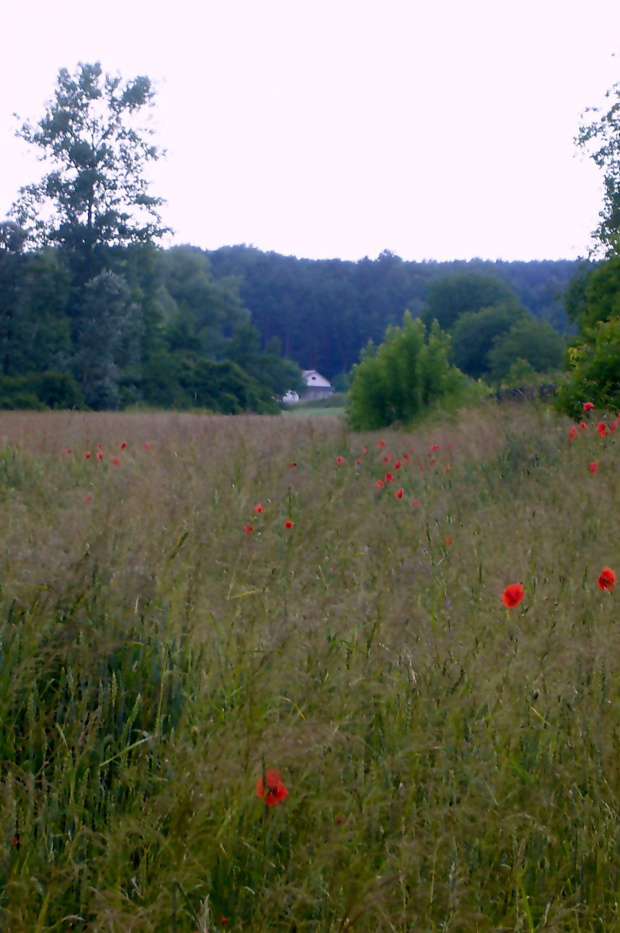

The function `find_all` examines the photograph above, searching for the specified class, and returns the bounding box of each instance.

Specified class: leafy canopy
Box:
[347,311,467,430]
[12,62,166,270]
[422,272,520,332]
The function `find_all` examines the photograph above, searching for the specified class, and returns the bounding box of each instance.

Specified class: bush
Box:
[555,316,620,418]
[34,370,85,409]
[347,311,467,429]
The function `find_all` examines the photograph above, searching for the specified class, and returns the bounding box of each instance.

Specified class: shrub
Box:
[555,316,620,418]
[347,311,467,429]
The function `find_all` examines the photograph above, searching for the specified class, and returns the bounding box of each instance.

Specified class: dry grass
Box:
[0,403,619,932]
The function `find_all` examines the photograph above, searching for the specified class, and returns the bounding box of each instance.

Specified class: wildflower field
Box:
[0,403,619,932]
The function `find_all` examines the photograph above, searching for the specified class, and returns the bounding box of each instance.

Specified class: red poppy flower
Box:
[64,448,72,455]
[394,488,404,498]
[144,441,152,450]
[356,457,362,465]
[11,834,19,850]
[610,422,617,433]
[429,458,436,466]
[443,465,451,474]
[335,456,345,465]
[84,494,92,503]
[409,446,415,452]
[376,439,386,448]
[254,503,265,513]
[597,421,607,437]
[84,451,91,459]
[419,465,424,473]
[382,455,392,463]
[119,442,127,450]
[96,444,103,450]
[583,402,595,412]
[111,457,120,466]
[597,567,617,591]
[394,460,402,469]
[502,583,525,609]
[96,452,104,460]
[444,535,453,547]
[579,422,588,431]
[403,453,410,463]
[362,447,368,455]
[411,498,420,507]
[589,461,599,474]
[385,472,394,482]
[244,524,253,535]
[568,426,577,440]
[284,520,294,529]
[430,444,440,452]
[375,480,384,488]
[288,461,297,468]
[256,769,289,806]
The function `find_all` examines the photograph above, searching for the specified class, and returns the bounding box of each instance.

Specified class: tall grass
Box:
[0,404,618,931]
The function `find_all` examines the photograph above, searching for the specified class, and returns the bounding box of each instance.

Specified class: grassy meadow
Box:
[0,404,619,932]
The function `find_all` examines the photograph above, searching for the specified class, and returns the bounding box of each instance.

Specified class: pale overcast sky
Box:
[1,0,619,262]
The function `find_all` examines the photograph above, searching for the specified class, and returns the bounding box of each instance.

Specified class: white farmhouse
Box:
[301,370,334,401]
[283,370,334,403]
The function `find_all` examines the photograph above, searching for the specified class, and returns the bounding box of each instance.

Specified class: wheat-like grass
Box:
[0,403,618,932]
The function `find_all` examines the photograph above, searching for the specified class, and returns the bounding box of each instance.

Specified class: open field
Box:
[0,404,619,932]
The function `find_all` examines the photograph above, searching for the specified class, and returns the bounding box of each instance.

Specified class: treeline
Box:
[0,235,304,412]
[206,245,578,379]
[0,236,577,411]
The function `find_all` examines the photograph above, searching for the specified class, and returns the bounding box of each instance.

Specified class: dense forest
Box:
[0,230,578,410]
[206,246,577,379]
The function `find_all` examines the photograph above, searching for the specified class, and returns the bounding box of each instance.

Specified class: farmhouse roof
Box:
[303,370,332,387]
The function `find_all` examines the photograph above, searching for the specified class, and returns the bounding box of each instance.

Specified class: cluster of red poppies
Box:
[62,439,153,465]
[568,403,619,476]
[243,502,294,536]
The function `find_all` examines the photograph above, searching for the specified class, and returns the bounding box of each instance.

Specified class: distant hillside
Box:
[206,246,580,378]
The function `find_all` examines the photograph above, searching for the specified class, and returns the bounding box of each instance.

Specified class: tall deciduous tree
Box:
[12,62,166,282]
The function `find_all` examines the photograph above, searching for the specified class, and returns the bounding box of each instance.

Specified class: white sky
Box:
[1,0,619,262]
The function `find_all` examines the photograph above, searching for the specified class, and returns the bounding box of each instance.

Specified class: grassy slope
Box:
[0,404,618,932]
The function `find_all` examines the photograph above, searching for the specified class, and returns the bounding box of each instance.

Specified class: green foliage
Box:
[422,271,520,331]
[555,316,620,417]
[566,254,620,333]
[576,80,620,253]
[12,62,166,279]
[0,376,45,409]
[208,246,576,378]
[502,358,544,388]
[73,270,132,410]
[348,311,466,429]
[34,371,85,409]
[226,323,305,398]
[487,316,565,384]
[330,372,349,393]
[160,246,250,355]
[450,302,527,379]
[0,371,84,410]
[179,358,279,414]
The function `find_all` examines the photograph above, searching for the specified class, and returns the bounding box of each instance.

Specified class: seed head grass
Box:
[0,405,619,931]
